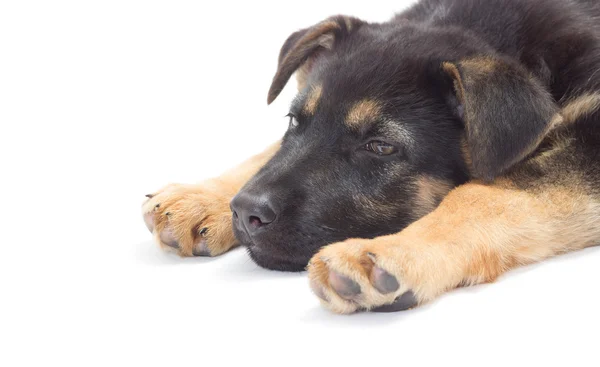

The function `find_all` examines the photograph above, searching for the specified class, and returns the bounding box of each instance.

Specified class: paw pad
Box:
[192,239,211,257]
[329,271,361,300]
[159,228,179,249]
[370,266,400,294]
[143,212,155,232]
[308,243,420,314]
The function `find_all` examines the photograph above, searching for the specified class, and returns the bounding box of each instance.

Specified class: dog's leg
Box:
[308,176,600,313]
[142,141,280,257]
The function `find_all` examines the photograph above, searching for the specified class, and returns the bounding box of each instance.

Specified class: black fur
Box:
[231,0,600,271]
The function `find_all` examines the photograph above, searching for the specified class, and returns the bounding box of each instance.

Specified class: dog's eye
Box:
[287,113,299,128]
[364,141,397,156]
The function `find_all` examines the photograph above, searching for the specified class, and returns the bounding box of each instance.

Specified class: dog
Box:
[142,0,600,313]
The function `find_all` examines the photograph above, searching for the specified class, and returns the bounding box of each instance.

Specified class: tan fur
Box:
[459,57,498,74]
[460,136,474,174]
[296,68,309,92]
[309,176,600,314]
[548,114,565,130]
[293,35,332,93]
[560,93,600,124]
[412,176,454,220]
[442,62,466,104]
[343,17,355,31]
[303,85,323,114]
[142,141,281,257]
[345,99,382,128]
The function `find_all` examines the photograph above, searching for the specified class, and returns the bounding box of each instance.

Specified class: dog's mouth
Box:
[243,242,309,272]
[233,220,310,271]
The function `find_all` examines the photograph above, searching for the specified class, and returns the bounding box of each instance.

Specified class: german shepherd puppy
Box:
[142,0,600,313]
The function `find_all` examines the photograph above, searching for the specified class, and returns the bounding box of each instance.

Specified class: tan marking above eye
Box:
[345,99,382,128]
[303,85,323,114]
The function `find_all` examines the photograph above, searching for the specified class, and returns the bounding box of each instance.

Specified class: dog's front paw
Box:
[142,182,237,257]
[307,239,421,314]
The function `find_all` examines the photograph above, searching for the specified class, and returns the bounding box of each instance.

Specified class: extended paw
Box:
[307,240,419,314]
[142,182,238,257]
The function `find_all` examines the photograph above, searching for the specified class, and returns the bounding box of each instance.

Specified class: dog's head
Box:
[231,16,558,271]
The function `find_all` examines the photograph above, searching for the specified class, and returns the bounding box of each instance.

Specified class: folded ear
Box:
[443,57,559,181]
[267,15,365,104]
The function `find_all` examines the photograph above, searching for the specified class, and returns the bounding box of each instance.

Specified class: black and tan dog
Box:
[142,0,600,313]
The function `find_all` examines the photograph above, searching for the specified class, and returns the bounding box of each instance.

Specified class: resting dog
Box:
[142,0,600,313]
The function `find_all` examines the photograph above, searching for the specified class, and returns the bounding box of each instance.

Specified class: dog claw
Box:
[366,252,377,262]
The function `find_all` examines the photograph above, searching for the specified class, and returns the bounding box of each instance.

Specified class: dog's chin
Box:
[233,226,311,271]
[243,244,309,272]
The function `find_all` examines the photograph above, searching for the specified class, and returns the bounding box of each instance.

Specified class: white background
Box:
[2,0,599,366]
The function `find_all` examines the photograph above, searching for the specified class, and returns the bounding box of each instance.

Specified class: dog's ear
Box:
[442,57,559,181]
[267,16,365,104]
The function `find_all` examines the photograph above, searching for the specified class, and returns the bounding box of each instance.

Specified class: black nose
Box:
[230,191,278,235]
